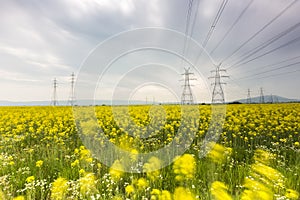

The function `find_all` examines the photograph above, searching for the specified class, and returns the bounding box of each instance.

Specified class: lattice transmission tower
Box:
[181,67,196,104]
[247,88,251,104]
[51,78,58,106]
[209,63,228,104]
[259,87,265,104]
[67,72,76,106]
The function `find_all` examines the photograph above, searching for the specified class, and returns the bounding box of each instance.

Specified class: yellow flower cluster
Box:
[79,173,98,196]
[0,104,299,199]
[109,159,124,181]
[143,156,161,181]
[51,177,68,200]
[210,181,232,200]
[207,143,232,164]
[35,160,43,168]
[173,154,196,181]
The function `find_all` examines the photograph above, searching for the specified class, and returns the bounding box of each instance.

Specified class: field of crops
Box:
[0,104,299,200]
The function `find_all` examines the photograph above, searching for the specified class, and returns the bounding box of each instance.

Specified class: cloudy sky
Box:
[0,0,300,103]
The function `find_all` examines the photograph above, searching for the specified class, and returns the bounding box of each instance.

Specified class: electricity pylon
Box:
[181,67,196,104]
[259,87,265,104]
[67,72,76,106]
[247,89,251,104]
[209,63,228,104]
[51,78,58,106]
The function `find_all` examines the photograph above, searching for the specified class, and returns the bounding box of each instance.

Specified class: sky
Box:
[0,0,300,103]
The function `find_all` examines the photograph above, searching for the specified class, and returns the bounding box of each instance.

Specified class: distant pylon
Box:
[181,67,196,104]
[259,87,265,104]
[67,72,76,106]
[51,78,58,106]
[247,89,251,104]
[209,63,229,104]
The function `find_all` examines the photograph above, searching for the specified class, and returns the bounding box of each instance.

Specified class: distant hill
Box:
[233,95,299,104]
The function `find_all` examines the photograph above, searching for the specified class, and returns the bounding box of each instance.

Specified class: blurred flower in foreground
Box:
[207,143,232,164]
[143,156,161,181]
[109,159,124,181]
[173,154,196,181]
[241,177,273,200]
[173,187,196,200]
[13,196,25,200]
[285,189,299,199]
[150,189,172,200]
[210,181,232,200]
[51,177,68,200]
[253,149,275,165]
[79,173,98,196]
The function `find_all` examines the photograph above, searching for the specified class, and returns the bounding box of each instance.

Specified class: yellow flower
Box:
[130,149,139,161]
[26,176,35,183]
[0,190,5,200]
[150,189,161,200]
[253,149,274,165]
[74,148,79,154]
[80,148,91,160]
[173,154,196,181]
[13,196,25,200]
[285,189,299,199]
[36,160,43,168]
[207,143,232,164]
[71,159,79,167]
[294,141,299,147]
[173,187,196,200]
[210,181,232,200]
[151,189,161,195]
[79,168,85,176]
[143,156,161,181]
[150,189,172,200]
[79,173,98,195]
[125,185,135,195]
[109,160,124,181]
[51,177,68,200]
[251,163,285,184]
[85,157,93,163]
[136,178,148,189]
[241,189,273,200]
[160,190,172,200]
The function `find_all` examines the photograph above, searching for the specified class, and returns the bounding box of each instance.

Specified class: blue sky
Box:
[0,0,299,103]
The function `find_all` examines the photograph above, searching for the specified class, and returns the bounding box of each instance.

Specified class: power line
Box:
[228,67,300,82]
[221,0,298,64]
[253,68,300,80]
[181,0,194,63]
[227,20,300,70]
[210,0,254,55]
[232,54,300,75]
[228,35,300,69]
[195,0,229,64]
[182,0,201,61]
[231,60,300,81]
[187,0,201,42]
